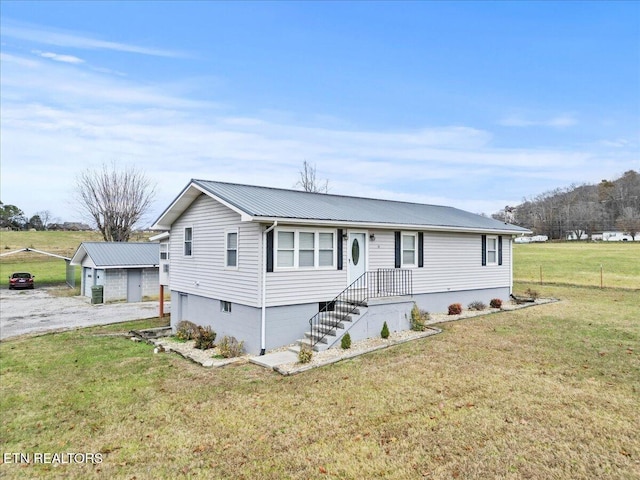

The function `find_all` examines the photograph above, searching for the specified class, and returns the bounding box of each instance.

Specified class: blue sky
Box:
[1,1,639,226]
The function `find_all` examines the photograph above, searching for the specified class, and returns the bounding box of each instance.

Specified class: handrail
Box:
[308,269,412,348]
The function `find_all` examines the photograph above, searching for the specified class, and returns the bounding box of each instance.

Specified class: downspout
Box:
[510,235,514,295]
[260,221,278,355]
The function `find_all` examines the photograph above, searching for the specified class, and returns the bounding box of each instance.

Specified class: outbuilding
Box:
[70,242,160,303]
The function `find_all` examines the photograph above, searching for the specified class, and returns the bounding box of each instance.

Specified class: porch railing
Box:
[308,269,413,348]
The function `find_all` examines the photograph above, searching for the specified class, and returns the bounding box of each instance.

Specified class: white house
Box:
[70,242,160,303]
[152,180,530,355]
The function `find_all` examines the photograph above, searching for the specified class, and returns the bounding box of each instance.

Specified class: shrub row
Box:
[175,320,244,357]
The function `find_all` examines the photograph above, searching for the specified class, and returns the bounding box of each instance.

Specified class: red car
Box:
[9,272,35,290]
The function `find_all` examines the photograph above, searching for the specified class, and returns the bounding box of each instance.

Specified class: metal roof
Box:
[70,242,159,268]
[153,179,530,234]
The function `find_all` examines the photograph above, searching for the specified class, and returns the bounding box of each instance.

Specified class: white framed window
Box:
[220,300,232,313]
[402,233,417,267]
[275,229,335,269]
[184,227,193,256]
[486,236,498,265]
[225,229,238,268]
[160,243,169,260]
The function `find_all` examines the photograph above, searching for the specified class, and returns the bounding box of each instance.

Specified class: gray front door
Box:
[127,269,143,302]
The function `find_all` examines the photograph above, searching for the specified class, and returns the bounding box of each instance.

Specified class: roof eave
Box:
[248,215,531,235]
[151,180,252,230]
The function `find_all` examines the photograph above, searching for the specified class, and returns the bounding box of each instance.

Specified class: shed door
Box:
[127,269,143,303]
[83,268,94,297]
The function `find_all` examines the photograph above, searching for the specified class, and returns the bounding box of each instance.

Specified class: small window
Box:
[160,243,169,260]
[486,236,498,265]
[184,227,193,256]
[163,264,169,273]
[221,300,232,313]
[226,231,238,268]
[402,233,417,267]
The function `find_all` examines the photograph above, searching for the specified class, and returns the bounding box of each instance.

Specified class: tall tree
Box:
[616,207,640,239]
[74,163,156,242]
[0,203,26,230]
[294,160,329,193]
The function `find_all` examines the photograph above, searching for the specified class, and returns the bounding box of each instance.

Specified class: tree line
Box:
[494,170,640,240]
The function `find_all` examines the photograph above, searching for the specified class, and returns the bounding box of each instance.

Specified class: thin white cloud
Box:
[33,50,84,64]
[2,20,186,58]
[500,113,578,128]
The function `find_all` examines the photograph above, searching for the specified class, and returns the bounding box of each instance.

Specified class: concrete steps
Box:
[296,301,368,352]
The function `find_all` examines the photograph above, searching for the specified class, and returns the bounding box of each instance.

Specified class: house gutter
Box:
[260,221,278,355]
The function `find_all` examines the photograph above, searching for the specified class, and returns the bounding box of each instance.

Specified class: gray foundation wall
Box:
[171,291,318,355]
[170,286,512,354]
[412,287,511,314]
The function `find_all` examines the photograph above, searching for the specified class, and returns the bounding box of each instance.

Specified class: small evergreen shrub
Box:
[381,321,390,339]
[175,320,199,341]
[448,303,462,315]
[298,344,313,364]
[194,326,216,350]
[410,303,430,331]
[341,333,351,349]
[490,298,503,309]
[468,301,486,311]
[217,336,244,358]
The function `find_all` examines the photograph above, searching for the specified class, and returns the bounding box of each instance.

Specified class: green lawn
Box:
[514,242,640,289]
[1,285,638,479]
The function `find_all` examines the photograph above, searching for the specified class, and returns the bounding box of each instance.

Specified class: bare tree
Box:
[616,207,640,239]
[75,163,156,242]
[34,210,53,230]
[294,160,329,193]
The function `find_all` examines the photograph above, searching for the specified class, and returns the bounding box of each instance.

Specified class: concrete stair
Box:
[294,300,368,352]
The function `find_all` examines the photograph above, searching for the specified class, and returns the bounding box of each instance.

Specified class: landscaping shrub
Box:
[298,344,313,364]
[410,303,430,331]
[194,326,216,350]
[381,321,390,339]
[448,303,462,315]
[341,333,351,350]
[217,336,244,358]
[490,298,503,309]
[468,300,486,311]
[175,320,199,341]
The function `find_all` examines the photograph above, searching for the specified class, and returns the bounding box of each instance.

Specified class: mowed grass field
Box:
[0,231,151,287]
[1,237,639,478]
[513,242,640,290]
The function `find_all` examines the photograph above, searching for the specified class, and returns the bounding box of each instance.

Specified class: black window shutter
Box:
[418,232,424,268]
[498,235,503,266]
[481,235,487,266]
[394,231,401,268]
[337,229,343,270]
[266,230,274,272]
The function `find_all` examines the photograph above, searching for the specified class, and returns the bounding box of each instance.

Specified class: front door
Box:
[127,269,143,303]
[348,232,367,285]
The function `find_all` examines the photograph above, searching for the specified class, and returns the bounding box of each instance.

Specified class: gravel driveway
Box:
[0,287,168,340]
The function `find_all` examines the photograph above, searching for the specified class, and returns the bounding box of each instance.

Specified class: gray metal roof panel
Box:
[192,179,529,233]
[81,242,159,267]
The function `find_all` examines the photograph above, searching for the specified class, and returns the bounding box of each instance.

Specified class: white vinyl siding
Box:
[368,229,511,293]
[170,195,261,307]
